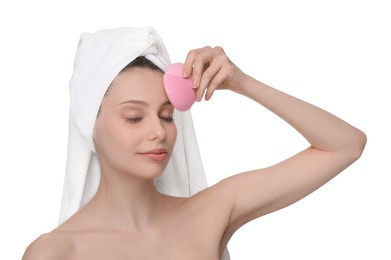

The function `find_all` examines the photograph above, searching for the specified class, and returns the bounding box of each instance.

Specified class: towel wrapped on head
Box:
[59,26,230,259]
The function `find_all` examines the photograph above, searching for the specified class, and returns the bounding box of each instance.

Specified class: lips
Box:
[138,148,168,161]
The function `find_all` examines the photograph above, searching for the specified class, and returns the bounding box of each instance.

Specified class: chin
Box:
[132,165,166,180]
[142,170,164,179]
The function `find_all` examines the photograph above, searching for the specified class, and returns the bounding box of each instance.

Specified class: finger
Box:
[182,46,211,78]
[205,61,235,101]
[182,50,197,78]
[198,59,222,97]
[195,83,207,102]
[204,67,227,101]
[190,46,222,89]
[194,59,223,101]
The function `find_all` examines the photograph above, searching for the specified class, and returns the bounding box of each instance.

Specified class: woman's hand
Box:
[182,46,247,101]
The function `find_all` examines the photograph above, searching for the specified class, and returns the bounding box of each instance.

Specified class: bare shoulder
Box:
[22,231,73,260]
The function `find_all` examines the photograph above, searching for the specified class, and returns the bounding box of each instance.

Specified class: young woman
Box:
[23,27,366,260]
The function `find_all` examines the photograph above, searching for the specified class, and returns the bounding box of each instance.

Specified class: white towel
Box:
[59,26,230,259]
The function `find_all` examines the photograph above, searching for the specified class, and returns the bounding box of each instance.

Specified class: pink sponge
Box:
[163,63,196,111]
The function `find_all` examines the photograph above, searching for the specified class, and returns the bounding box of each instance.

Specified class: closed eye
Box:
[160,116,174,123]
[127,118,142,123]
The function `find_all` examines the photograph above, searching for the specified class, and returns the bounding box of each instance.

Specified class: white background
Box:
[1,0,390,259]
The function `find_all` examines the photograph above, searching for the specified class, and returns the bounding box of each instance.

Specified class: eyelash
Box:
[127,118,142,123]
[127,116,174,124]
[160,116,174,123]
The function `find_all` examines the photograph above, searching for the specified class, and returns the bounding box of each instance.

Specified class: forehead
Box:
[104,68,167,104]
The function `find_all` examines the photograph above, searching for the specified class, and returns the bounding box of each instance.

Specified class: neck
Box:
[87,170,166,232]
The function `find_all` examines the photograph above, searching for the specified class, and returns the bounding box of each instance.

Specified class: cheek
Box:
[166,124,177,144]
[95,119,138,154]
[110,123,143,149]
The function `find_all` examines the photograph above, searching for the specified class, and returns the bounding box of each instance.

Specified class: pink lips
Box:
[138,149,168,161]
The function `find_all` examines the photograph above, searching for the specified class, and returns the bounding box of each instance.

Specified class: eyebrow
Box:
[119,100,172,107]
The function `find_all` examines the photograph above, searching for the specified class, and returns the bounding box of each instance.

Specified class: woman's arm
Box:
[183,46,367,239]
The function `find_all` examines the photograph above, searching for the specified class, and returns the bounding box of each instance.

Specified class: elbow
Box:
[349,129,367,161]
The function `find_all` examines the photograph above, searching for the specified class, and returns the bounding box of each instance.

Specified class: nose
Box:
[148,117,166,141]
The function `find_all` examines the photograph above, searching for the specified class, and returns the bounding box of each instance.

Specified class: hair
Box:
[97,56,163,116]
[105,56,163,96]
[121,56,164,73]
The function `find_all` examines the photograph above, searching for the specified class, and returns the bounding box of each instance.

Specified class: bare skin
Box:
[23,46,366,260]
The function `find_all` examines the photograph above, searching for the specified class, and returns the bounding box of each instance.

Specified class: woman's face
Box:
[93,68,177,179]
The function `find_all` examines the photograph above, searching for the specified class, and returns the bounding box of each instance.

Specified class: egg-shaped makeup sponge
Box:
[163,63,196,111]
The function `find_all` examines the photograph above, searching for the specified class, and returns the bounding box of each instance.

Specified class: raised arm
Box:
[183,46,367,240]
